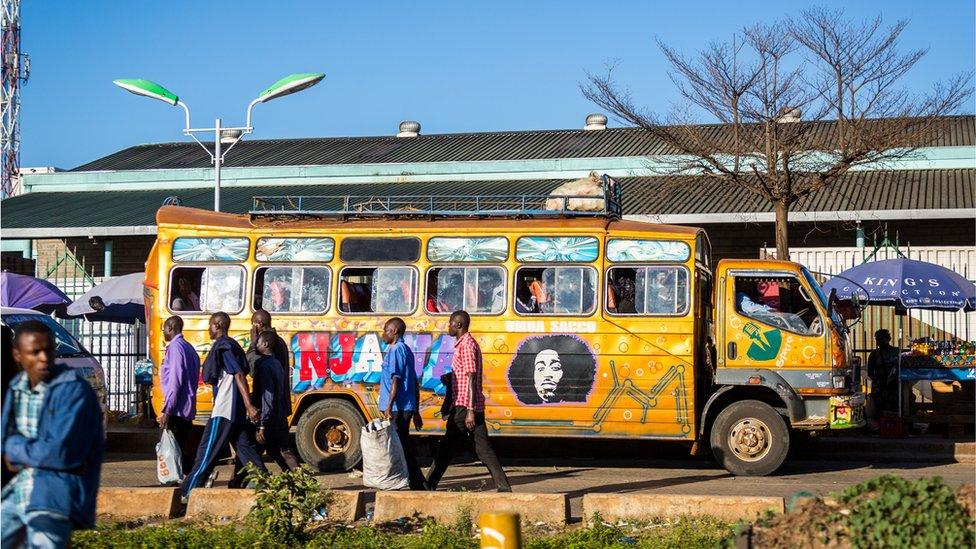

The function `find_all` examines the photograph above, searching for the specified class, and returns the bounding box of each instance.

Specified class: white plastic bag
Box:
[156,429,182,485]
[360,418,409,490]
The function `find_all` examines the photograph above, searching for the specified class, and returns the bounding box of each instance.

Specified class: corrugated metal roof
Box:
[70,115,975,172]
[3,169,970,231]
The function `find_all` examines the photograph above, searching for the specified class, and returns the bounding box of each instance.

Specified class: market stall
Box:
[898,338,976,433]
[823,257,976,434]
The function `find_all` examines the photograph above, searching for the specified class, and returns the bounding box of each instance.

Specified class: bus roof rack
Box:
[250,174,622,220]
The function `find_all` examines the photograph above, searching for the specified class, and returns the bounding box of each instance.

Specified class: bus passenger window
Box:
[608,266,688,316]
[514,267,596,315]
[426,267,505,315]
[170,266,245,314]
[170,268,203,311]
[254,266,330,314]
[339,267,416,314]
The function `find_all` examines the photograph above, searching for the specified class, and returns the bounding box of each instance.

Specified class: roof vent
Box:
[397,120,421,138]
[584,113,608,131]
[777,108,801,123]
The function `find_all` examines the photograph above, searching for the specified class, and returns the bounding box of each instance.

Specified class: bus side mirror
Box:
[828,288,859,321]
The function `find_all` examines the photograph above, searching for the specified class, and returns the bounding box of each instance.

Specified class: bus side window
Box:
[170,267,203,312]
[170,266,245,314]
[254,266,330,314]
[515,266,596,315]
[426,267,505,315]
[339,266,416,314]
[608,266,688,316]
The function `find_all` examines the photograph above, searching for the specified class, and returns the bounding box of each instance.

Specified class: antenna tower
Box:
[1,0,28,198]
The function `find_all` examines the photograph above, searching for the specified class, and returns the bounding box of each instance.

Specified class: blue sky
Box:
[18,1,976,169]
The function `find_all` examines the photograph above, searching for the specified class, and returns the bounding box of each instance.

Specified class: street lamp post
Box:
[113,73,325,212]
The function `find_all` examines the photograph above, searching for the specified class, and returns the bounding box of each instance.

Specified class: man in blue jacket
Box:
[1,320,104,548]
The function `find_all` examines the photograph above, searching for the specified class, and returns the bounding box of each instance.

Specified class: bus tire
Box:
[709,399,789,477]
[295,399,365,472]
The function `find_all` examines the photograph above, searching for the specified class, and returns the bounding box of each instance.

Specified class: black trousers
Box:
[168,415,197,475]
[426,407,511,492]
[394,411,427,490]
[262,420,300,472]
[181,416,266,497]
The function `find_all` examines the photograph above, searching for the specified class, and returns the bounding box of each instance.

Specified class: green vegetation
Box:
[744,475,975,549]
[73,515,733,549]
[244,463,332,543]
[835,475,974,549]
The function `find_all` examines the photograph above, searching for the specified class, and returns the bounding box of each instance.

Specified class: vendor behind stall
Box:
[867,329,900,418]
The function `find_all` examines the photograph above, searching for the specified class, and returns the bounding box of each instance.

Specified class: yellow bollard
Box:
[479,512,522,549]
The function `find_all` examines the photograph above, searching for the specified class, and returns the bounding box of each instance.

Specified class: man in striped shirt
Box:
[426,310,511,492]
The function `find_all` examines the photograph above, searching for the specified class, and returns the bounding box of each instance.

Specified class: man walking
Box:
[181,313,265,500]
[1,320,104,548]
[246,310,293,419]
[379,317,426,490]
[251,331,300,472]
[158,316,201,474]
[426,311,511,492]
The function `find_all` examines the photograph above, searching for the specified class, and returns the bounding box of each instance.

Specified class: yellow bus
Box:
[144,187,864,476]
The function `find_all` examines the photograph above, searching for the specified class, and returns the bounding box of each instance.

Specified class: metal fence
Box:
[38,255,146,414]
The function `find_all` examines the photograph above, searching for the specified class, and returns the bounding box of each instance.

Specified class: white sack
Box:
[545,171,605,211]
[360,418,409,491]
[156,429,182,485]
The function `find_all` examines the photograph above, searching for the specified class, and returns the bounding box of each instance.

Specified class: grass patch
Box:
[74,515,733,549]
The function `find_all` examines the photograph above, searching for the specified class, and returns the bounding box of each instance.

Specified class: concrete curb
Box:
[374,491,568,525]
[183,488,365,522]
[582,493,785,524]
[96,487,180,520]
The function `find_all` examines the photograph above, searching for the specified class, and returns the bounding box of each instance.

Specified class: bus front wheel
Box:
[709,399,789,477]
[295,399,365,472]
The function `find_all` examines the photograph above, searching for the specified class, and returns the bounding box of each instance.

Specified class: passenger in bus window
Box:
[171,276,201,311]
[515,279,537,314]
[614,275,637,314]
[265,278,290,312]
[477,269,505,313]
[646,270,676,314]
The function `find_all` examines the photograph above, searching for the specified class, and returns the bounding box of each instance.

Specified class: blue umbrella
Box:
[823,258,976,312]
[65,273,146,324]
[0,272,72,316]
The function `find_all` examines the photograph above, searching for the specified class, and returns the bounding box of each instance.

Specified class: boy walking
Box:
[379,317,426,490]
[181,313,265,500]
[252,331,299,472]
[426,311,511,492]
[1,321,104,547]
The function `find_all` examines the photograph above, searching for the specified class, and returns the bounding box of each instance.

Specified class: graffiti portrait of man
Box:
[508,335,597,404]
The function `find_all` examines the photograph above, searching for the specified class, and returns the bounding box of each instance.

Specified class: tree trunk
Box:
[774,199,790,260]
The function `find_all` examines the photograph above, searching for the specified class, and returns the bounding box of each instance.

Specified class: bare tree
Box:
[582,8,972,259]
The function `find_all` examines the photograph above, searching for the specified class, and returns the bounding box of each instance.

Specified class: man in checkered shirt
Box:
[426,310,511,492]
[2,320,103,548]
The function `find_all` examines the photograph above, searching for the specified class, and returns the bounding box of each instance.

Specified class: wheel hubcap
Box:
[314,418,350,455]
[728,418,771,462]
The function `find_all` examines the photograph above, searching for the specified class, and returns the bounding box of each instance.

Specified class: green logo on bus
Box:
[743,322,782,361]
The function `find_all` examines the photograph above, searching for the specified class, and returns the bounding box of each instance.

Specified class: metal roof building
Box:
[1,114,973,276]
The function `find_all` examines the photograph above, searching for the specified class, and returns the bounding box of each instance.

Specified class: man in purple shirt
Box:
[157,316,201,474]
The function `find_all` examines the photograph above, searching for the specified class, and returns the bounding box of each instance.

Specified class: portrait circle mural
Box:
[507,334,597,405]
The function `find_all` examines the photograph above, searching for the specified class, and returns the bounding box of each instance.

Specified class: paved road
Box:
[102,437,975,520]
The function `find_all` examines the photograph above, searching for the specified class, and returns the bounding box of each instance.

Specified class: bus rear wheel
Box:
[295,399,365,472]
[709,399,789,477]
